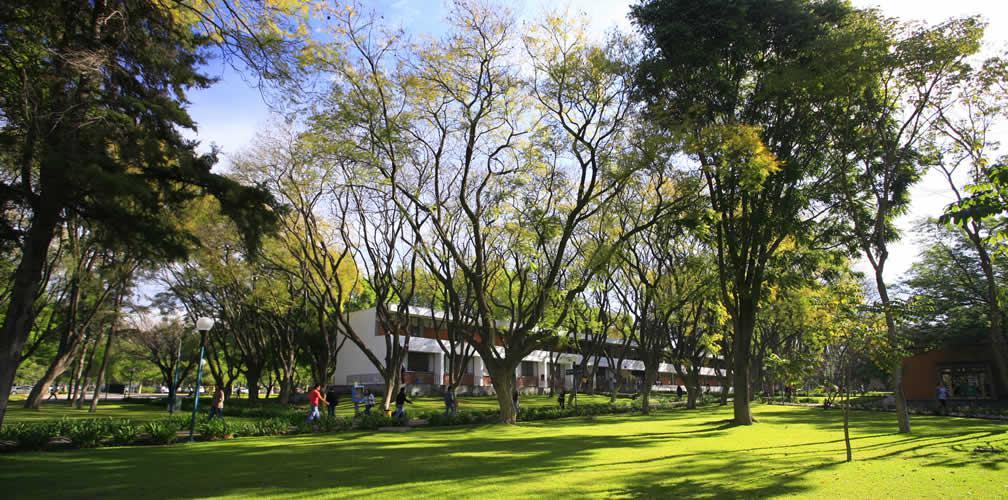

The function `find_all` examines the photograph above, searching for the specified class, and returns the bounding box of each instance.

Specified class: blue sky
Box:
[182,0,1007,284]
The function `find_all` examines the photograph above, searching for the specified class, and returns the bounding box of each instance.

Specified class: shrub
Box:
[66,419,106,448]
[198,418,235,440]
[109,420,138,445]
[354,413,402,430]
[319,416,351,433]
[2,423,53,451]
[251,417,289,436]
[25,423,56,451]
[145,421,178,445]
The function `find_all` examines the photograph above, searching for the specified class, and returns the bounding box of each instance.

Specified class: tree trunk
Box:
[69,349,86,404]
[640,364,658,415]
[25,348,78,409]
[245,367,262,402]
[382,369,398,413]
[88,287,124,413]
[732,304,755,425]
[489,370,518,424]
[974,241,1008,391]
[684,370,701,410]
[844,360,852,463]
[873,266,911,433]
[0,206,59,428]
[278,369,294,405]
[75,339,99,409]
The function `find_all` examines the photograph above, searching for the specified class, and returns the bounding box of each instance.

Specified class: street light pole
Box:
[188,317,214,443]
[170,335,182,415]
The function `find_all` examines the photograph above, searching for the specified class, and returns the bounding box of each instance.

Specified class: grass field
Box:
[3,394,623,423]
[1,404,1005,499]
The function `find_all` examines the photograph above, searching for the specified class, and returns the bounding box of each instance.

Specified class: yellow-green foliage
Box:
[689,124,781,192]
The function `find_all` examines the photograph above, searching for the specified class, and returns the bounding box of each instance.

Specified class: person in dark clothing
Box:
[443,388,457,416]
[936,384,949,414]
[676,386,684,400]
[558,389,566,409]
[512,390,520,417]
[326,386,339,417]
[393,387,412,418]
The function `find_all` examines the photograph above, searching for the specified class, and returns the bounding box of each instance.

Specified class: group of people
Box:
[194,382,422,424]
[303,384,419,424]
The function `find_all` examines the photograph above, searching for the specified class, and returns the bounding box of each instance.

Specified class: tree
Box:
[932,54,1008,392]
[314,3,675,422]
[0,0,288,427]
[835,14,983,433]
[125,315,198,410]
[610,197,703,414]
[901,223,1002,350]
[231,128,368,392]
[633,0,895,425]
[23,227,135,409]
[667,252,725,410]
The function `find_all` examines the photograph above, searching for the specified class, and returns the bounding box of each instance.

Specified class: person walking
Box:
[326,386,340,418]
[306,383,327,424]
[936,383,949,414]
[47,386,58,401]
[394,387,413,419]
[364,390,375,415]
[512,389,520,417]
[210,388,225,419]
[443,388,457,416]
[558,389,566,410]
[676,385,684,401]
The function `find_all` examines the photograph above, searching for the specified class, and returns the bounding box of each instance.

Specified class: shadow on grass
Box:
[1,405,1004,498]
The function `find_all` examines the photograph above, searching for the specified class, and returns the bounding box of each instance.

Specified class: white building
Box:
[332,306,725,395]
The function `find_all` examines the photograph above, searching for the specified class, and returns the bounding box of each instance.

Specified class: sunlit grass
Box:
[1,404,1004,498]
[3,394,623,423]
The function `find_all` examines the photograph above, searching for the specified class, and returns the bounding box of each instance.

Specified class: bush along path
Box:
[760,397,1008,420]
[0,401,690,453]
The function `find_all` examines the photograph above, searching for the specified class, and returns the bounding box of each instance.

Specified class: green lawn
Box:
[3,394,622,423]
[1,404,1005,498]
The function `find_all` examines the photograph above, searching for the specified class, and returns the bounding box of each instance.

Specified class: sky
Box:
[184,0,1008,286]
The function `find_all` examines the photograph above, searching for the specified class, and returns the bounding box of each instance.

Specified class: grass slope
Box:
[1,404,1005,499]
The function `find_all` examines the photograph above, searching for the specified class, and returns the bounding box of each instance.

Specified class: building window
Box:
[407,352,430,372]
[521,361,536,377]
[939,364,994,399]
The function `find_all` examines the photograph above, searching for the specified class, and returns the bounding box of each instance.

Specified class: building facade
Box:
[902,342,1005,401]
[332,307,725,396]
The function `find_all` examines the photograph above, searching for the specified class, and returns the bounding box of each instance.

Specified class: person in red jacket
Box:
[306,383,327,424]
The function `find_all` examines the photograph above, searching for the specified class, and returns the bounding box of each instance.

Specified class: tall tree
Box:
[836,14,982,433]
[933,54,1008,392]
[901,223,1004,351]
[0,1,286,427]
[315,3,678,422]
[633,0,896,425]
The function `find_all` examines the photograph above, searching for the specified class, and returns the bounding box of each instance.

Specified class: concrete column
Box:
[543,359,550,390]
[434,352,445,387]
[473,356,484,387]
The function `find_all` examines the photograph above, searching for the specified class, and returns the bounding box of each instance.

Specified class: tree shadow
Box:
[1,405,1005,499]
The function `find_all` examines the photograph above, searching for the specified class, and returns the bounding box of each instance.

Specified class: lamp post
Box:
[188,317,214,442]
[169,335,182,415]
